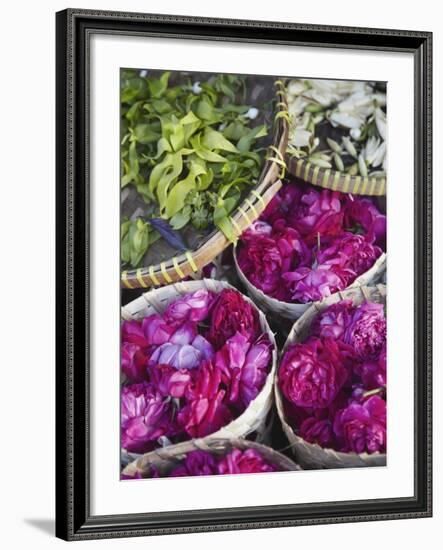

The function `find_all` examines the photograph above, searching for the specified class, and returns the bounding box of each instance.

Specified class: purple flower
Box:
[317,232,382,277]
[333,395,386,454]
[169,322,198,345]
[218,449,279,475]
[141,314,175,345]
[207,289,260,350]
[121,320,149,347]
[311,301,355,340]
[169,450,219,477]
[299,417,335,448]
[149,334,214,370]
[164,289,215,324]
[283,264,352,303]
[343,196,386,246]
[288,189,344,244]
[237,235,284,296]
[242,220,273,238]
[344,302,386,359]
[121,382,172,453]
[121,342,151,382]
[147,363,192,398]
[215,332,272,409]
[279,337,352,409]
[178,361,232,438]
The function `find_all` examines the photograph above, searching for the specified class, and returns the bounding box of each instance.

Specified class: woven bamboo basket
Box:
[122,438,301,478]
[121,279,277,447]
[286,156,386,196]
[275,284,387,469]
[234,245,386,321]
[121,78,289,290]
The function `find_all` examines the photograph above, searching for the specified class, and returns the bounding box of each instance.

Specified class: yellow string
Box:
[172,257,185,279]
[148,266,160,286]
[160,262,172,284]
[245,198,258,218]
[121,271,134,289]
[136,269,148,288]
[237,206,252,226]
[251,190,266,210]
[185,251,198,272]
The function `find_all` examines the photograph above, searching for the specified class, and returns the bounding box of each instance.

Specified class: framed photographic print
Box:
[55,8,432,541]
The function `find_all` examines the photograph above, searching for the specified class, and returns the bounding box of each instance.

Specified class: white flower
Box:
[287,79,307,96]
[375,107,387,140]
[329,111,363,129]
[361,137,386,167]
[139,69,148,78]
[289,128,312,147]
[288,96,309,118]
[245,107,259,120]
[192,81,202,94]
[350,128,362,140]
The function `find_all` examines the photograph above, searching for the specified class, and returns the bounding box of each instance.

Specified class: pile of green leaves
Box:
[121,69,268,268]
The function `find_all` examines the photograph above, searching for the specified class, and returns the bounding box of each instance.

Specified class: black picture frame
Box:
[55,8,432,541]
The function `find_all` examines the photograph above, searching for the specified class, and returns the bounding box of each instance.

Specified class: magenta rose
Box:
[343,196,386,246]
[299,417,336,448]
[147,363,192,398]
[164,289,215,325]
[317,232,382,277]
[333,395,387,454]
[121,341,151,382]
[283,264,352,303]
[261,182,303,226]
[169,450,219,477]
[279,337,352,409]
[177,389,232,438]
[311,300,355,340]
[288,189,344,244]
[237,235,284,296]
[218,449,279,475]
[121,382,173,453]
[121,319,149,347]
[207,289,260,350]
[141,314,175,345]
[344,302,386,359]
[215,332,271,410]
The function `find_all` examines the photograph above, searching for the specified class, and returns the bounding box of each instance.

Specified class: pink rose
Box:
[283,264,352,303]
[317,232,382,278]
[218,449,279,475]
[279,337,352,409]
[207,289,260,350]
[333,395,387,454]
[311,300,355,340]
[344,302,386,359]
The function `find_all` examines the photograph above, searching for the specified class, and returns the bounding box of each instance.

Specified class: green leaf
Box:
[128,141,139,178]
[147,71,170,98]
[170,206,191,230]
[201,127,238,153]
[237,124,268,152]
[164,163,206,218]
[214,206,236,242]
[133,124,160,144]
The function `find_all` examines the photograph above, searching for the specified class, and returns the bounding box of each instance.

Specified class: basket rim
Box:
[122,78,289,289]
[122,437,301,477]
[121,278,278,447]
[275,284,387,463]
[285,155,386,196]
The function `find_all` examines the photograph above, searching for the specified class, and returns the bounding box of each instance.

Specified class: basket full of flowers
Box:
[234,179,386,321]
[120,279,277,468]
[275,284,387,469]
[122,438,300,479]
[285,78,386,196]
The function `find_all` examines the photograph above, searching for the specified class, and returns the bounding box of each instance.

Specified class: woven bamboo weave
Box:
[275,284,387,469]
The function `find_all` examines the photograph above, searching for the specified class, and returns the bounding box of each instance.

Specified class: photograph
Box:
[119,69,388,479]
[54,8,432,541]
